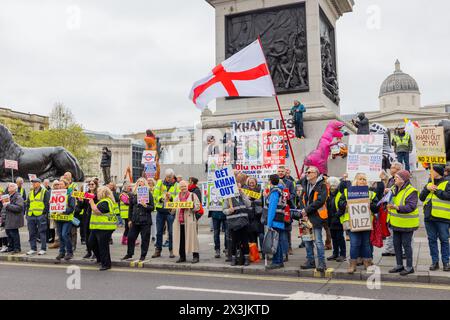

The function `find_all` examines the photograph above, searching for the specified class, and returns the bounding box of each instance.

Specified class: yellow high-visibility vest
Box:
[388,184,420,229]
[89,198,117,231]
[28,188,47,217]
[424,181,450,222]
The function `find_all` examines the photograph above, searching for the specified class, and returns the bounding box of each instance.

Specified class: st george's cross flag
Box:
[189,39,276,110]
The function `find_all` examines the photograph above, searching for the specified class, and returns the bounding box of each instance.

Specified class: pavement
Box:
[1,262,450,300]
[1,218,449,286]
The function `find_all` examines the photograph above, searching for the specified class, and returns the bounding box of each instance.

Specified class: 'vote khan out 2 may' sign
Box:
[347,135,383,182]
[50,189,68,213]
[347,186,373,233]
[414,127,446,165]
[214,166,239,200]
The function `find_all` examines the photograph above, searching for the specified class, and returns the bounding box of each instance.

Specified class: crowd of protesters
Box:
[0,162,449,274]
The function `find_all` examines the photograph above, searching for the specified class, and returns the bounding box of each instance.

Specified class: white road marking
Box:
[157,285,372,300]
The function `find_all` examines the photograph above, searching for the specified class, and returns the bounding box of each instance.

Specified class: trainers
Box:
[83,253,92,259]
[389,266,405,274]
[327,254,338,261]
[0,246,8,253]
[266,263,284,270]
[430,262,439,271]
[316,263,327,273]
[121,255,133,261]
[300,260,316,270]
[152,249,161,259]
[139,256,146,262]
[26,250,37,256]
[38,250,46,256]
[162,240,169,248]
[400,268,415,276]
[56,253,65,261]
[336,256,346,263]
[214,250,221,259]
[169,250,175,259]
[176,257,186,263]
[192,256,200,264]
[64,253,74,261]
[443,263,450,272]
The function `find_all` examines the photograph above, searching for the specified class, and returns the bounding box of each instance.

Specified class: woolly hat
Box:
[396,170,411,183]
[432,165,446,177]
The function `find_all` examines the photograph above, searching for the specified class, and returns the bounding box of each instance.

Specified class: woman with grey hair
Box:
[0,183,24,254]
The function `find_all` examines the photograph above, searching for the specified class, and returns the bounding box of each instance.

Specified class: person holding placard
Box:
[88,186,117,271]
[152,169,180,259]
[75,179,99,259]
[121,178,154,262]
[386,170,419,276]
[119,183,133,246]
[338,173,379,274]
[223,186,252,267]
[147,178,157,243]
[419,165,450,272]
[327,177,346,262]
[171,181,201,264]
[265,175,289,270]
[26,178,50,256]
[382,162,404,257]
[244,178,264,250]
[299,167,328,272]
[53,179,76,261]
[0,183,24,254]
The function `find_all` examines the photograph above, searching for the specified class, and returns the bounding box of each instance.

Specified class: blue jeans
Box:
[6,229,21,251]
[273,229,288,265]
[212,218,228,251]
[304,227,325,264]
[27,215,47,251]
[155,211,174,251]
[425,221,450,264]
[349,231,372,260]
[397,152,410,172]
[57,222,73,255]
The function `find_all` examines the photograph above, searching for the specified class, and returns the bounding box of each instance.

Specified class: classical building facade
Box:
[0,107,49,131]
[84,130,134,183]
[345,60,450,128]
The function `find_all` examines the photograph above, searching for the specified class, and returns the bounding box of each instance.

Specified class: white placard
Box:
[347,135,383,182]
[50,189,68,213]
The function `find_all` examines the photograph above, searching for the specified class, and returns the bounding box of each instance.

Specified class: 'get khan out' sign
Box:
[213,166,239,200]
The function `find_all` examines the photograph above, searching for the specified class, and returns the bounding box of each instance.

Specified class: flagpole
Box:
[275,96,302,181]
[257,36,302,181]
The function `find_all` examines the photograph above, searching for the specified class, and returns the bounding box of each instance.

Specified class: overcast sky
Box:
[1,0,449,134]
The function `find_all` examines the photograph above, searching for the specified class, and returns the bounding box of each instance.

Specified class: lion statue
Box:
[0,124,84,182]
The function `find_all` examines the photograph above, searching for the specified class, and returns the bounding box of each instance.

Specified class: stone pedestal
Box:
[201,0,354,179]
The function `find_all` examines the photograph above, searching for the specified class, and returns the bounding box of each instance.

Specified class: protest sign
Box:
[235,163,277,180]
[347,135,383,182]
[4,160,18,170]
[144,163,157,179]
[241,188,262,200]
[1,194,10,205]
[141,151,157,165]
[72,192,95,200]
[233,118,294,167]
[262,131,287,166]
[414,127,446,165]
[28,174,37,181]
[50,189,68,213]
[213,166,239,200]
[165,202,194,209]
[207,184,223,211]
[137,187,150,204]
[347,186,372,232]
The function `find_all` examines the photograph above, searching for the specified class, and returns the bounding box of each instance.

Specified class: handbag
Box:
[370,216,384,248]
[262,229,279,255]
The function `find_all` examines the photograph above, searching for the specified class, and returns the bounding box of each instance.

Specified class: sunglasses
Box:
[306,171,316,175]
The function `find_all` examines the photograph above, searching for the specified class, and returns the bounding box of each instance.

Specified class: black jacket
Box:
[244,185,264,234]
[301,176,328,228]
[100,151,112,168]
[129,192,155,225]
[354,116,370,135]
[419,178,450,224]
[327,190,342,230]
